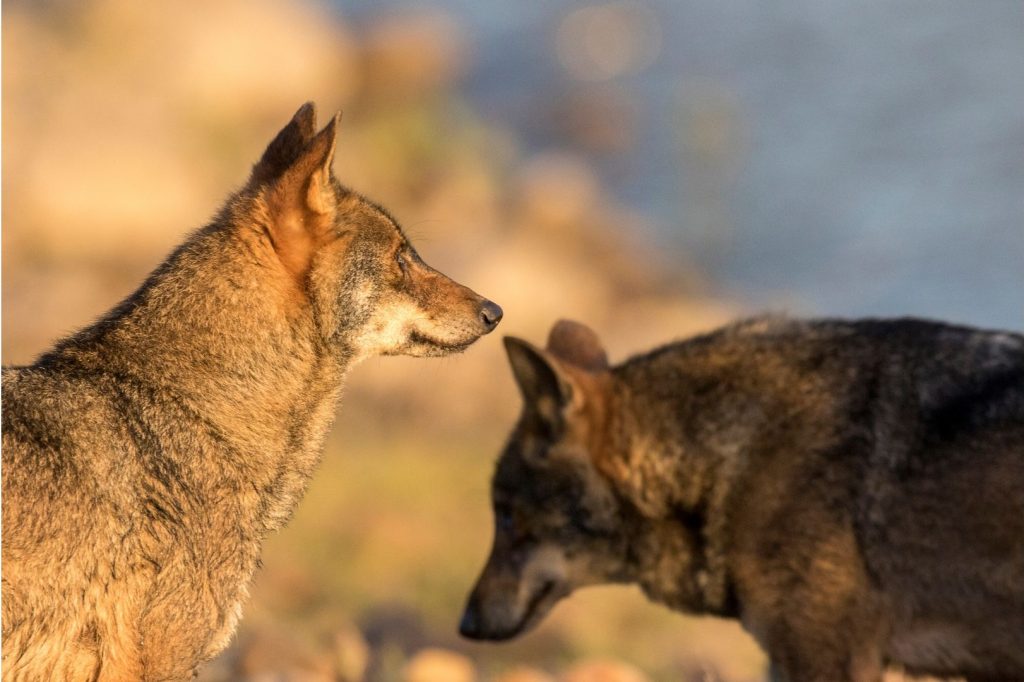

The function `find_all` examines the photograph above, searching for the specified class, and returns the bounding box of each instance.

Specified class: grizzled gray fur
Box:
[462,317,1023,682]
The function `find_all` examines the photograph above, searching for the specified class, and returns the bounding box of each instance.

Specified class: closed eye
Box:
[569,506,610,537]
[568,507,590,531]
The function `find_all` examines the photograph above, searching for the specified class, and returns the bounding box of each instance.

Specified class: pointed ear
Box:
[275,111,340,215]
[546,320,608,371]
[504,336,575,430]
[251,102,318,184]
[261,112,342,279]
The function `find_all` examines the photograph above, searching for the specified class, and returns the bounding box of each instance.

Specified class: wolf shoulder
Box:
[820,317,1024,447]
[2,363,135,496]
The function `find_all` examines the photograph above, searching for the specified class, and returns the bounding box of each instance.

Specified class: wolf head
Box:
[460,320,644,641]
[244,102,501,359]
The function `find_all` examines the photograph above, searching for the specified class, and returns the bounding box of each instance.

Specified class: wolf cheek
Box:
[339,257,503,360]
[370,255,503,358]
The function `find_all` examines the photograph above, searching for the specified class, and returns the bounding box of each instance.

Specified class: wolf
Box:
[460,318,1024,682]
[1,103,502,681]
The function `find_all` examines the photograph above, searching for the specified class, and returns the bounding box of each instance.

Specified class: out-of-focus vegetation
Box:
[2,1,965,681]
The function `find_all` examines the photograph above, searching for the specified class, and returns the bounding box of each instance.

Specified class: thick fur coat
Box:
[2,103,501,681]
[462,318,1024,682]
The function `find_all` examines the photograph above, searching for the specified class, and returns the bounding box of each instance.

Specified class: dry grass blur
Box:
[1,2,956,681]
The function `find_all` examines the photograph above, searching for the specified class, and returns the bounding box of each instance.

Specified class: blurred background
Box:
[3,1,1021,680]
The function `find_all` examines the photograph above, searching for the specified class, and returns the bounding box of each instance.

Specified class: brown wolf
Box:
[460,318,1024,682]
[1,103,502,681]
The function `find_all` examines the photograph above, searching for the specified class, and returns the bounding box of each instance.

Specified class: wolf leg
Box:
[762,607,885,682]
[766,649,883,682]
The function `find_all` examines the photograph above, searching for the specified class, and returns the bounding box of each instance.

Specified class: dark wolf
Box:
[460,318,1024,682]
[2,103,502,681]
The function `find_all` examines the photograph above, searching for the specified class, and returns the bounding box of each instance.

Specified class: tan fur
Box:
[1,103,502,681]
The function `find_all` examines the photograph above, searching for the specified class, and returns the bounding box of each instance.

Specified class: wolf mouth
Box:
[508,579,558,638]
[408,329,477,354]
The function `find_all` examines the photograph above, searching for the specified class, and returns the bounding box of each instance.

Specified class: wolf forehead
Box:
[493,446,576,499]
[328,187,413,246]
[490,437,608,518]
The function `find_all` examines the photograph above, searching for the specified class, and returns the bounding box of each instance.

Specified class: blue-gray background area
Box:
[346,0,1024,329]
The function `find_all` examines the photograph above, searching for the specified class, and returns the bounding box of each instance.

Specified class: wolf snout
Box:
[458,604,483,639]
[458,597,514,641]
[478,300,503,333]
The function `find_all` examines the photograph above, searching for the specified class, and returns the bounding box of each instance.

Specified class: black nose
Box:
[459,606,480,639]
[479,300,503,332]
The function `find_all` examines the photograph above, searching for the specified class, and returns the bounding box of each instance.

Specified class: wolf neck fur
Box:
[610,349,777,618]
[36,219,354,526]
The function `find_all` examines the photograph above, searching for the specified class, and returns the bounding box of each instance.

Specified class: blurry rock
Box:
[403,648,476,682]
[517,153,602,231]
[549,85,640,154]
[369,643,410,682]
[676,661,726,682]
[333,623,370,682]
[359,603,428,655]
[235,628,335,682]
[561,659,650,682]
[495,666,557,682]
[193,654,234,682]
[362,9,469,103]
[555,1,662,82]
[513,151,692,299]
[254,562,323,617]
[660,618,766,682]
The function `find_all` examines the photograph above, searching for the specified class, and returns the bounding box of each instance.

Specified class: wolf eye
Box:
[569,507,591,530]
[496,509,514,533]
[395,251,409,277]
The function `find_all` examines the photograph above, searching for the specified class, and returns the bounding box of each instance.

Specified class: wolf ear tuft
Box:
[261,110,344,279]
[504,337,574,428]
[251,102,318,184]
[546,320,608,372]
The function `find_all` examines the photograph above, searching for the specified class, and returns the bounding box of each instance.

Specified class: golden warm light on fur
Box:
[1,103,501,681]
